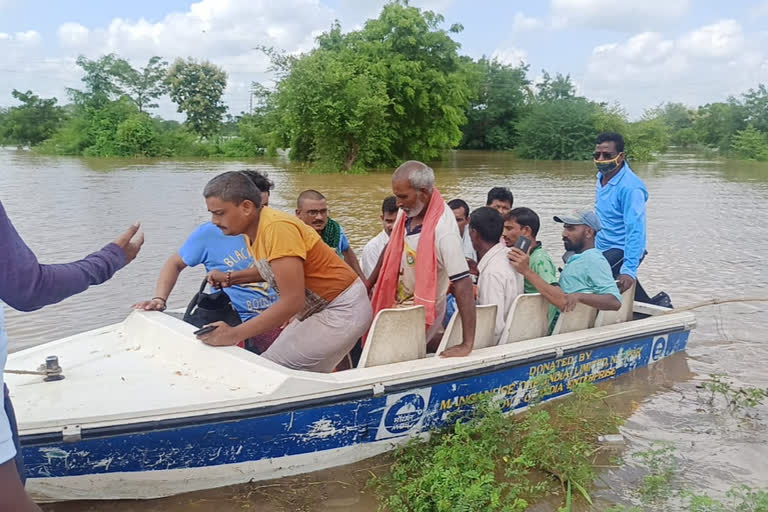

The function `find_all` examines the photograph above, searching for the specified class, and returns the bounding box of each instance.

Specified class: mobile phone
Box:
[514,235,532,254]
[193,325,218,336]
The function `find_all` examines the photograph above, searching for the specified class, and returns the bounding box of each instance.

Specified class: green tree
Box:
[743,83,768,133]
[119,56,169,112]
[68,54,133,107]
[272,2,471,170]
[115,113,159,156]
[166,58,228,138]
[692,100,746,151]
[460,58,531,150]
[0,89,64,146]
[537,71,577,102]
[516,99,600,160]
[730,125,768,161]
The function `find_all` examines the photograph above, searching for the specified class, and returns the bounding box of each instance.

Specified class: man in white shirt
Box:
[469,207,524,342]
[361,196,398,278]
[448,198,477,262]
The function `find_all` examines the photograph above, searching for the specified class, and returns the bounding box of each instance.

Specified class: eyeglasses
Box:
[305,208,328,217]
[593,151,619,160]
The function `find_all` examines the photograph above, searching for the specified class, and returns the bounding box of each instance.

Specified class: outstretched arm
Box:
[132,254,187,311]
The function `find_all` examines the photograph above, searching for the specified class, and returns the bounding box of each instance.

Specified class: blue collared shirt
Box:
[594,162,648,279]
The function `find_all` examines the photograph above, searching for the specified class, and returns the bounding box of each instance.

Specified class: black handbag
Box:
[183,278,242,329]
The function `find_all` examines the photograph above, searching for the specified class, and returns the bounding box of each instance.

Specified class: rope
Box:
[661,297,768,314]
[4,369,48,376]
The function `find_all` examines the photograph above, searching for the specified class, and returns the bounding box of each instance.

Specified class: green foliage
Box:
[119,56,169,112]
[516,98,600,160]
[730,125,768,161]
[743,84,768,133]
[371,382,623,511]
[693,100,747,151]
[273,2,471,170]
[536,71,577,102]
[115,113,159,156]
[632,443,678,504]
[459,58,531,150]
[0,90,64,146]
[699,373,768,414]
[69,54,134,108]
[166,58,228,138]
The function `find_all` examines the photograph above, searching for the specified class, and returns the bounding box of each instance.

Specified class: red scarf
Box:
[369,188,445,334]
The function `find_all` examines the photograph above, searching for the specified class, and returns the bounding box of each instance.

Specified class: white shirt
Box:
[362,230,389,279]
[476,243,524,342]
[461,227,477,261]
[397,204,470,341]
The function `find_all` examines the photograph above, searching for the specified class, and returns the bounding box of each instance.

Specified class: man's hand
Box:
[132,298,166,311]
[207,270,229,289]
[507,247,530,274]
[196,321,240,346]
[440,343,472,358]
[562,293,581,312]
[466,258,479,276]
[617,274,635,294]
[113,222,144,265]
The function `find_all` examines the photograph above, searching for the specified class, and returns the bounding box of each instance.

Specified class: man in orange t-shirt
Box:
[195,171,372,373]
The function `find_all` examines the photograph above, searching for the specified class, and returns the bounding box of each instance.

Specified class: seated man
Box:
[486,186,514,215]
[508,209,620,333]
[361,196,398,279]
[502,207,557,293]
[468,207,523,342]
[296,190,365,281]
[368,161,476,357]
[448,198,476,261]
[196,172,372,373]
[133,170,280,352]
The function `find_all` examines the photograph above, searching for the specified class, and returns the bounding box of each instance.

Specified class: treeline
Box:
[1,2,768,167]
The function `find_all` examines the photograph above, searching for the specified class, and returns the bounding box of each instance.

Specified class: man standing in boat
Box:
[368,161,476,356]
[0,201,144,511]
[592,132,670,306]
[508,209,621,333]
[195,172,372,373]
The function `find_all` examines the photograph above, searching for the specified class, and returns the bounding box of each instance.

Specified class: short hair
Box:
[505,207,541,237]
[469,207,504,244]
[240,169,274,195]
[448,199,470,218]
[595,132,625,153]
[381,195,398,214]
[486,187,513,207]
[393,161,435,192]
[297,189,326,209]
[204,171,262,207]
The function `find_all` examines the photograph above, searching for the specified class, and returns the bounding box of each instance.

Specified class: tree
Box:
[166,58,228,138]
[743,84,768,133]
[537,71,577,102]
[516,98,599,160]
[0,89,64,146]
[271,2,472,170]
[730,125,768,161]
[119,56,169,112]
[115,113,160,156]
[693,100,746,151]
[68,54,133,107]
[460,58,531,150]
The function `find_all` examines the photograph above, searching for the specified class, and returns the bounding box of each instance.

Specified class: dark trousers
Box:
[601,249,652,303]
[3,384,25,485]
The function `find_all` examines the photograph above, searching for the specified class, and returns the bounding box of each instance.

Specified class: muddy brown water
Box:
[1,148,766,510]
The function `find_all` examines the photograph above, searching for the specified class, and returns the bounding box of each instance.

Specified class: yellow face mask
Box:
[594,155,621,174]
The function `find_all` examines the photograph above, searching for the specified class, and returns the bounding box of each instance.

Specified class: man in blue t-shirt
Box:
[508,209,621,332]
[133,170,278,329]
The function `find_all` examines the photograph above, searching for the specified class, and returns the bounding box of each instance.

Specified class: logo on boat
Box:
[650,336,667,362]
[376,388,431,440]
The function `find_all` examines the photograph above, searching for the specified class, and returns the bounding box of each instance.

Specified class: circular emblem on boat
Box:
[651,336,667,361]
[384,393,426,434]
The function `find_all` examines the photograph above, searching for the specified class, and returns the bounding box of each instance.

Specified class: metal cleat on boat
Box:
[38,355,65,382]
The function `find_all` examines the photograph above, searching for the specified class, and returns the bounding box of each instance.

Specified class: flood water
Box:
[1,148,766,510]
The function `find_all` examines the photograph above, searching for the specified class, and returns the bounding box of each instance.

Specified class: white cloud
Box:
[491,46,528,66]
[57,23,89,48]
[583,20,768,117]
[512,12,543,32]
[551,0,689,30]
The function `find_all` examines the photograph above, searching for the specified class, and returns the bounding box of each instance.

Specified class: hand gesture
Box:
[196,321,239,346]
[617,274,635,294]
[113,222,144,265]
[207,270,229,289]
[507,247,530,274]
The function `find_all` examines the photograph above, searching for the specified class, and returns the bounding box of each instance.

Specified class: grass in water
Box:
[698,373,767,417]
[369,382,623,511]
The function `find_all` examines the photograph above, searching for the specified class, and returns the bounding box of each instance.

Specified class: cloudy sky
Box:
[2,0,768,119]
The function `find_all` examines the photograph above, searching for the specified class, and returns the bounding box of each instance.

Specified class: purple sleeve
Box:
[0,201,126,312]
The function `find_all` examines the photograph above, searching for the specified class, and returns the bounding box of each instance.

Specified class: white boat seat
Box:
[434,304,497,354]
[499,293,551,344]
[357,306,426,368]
[595,283,635,327]
[551,302,598,335]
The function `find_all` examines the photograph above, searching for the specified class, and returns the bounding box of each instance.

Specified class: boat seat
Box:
[499,293,551,344]
[357,306,426,368]
[551,302,598,335]
[434,304,497,354]
[594,283,635,327]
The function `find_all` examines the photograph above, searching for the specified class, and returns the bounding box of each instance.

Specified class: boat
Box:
[5,294,696,502]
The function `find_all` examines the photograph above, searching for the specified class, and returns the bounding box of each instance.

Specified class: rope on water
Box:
[663,297,768,314]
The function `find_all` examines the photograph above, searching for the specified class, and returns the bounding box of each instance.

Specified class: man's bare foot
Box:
[440,343,473,358]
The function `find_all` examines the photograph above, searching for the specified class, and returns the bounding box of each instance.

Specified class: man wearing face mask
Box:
[592,132,667,306]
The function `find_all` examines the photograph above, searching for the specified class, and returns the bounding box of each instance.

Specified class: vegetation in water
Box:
[2,1,768,167]
[369,382,623,511]
[698,373,767,418]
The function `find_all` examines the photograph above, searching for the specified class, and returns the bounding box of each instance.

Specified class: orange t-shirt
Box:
[248,207,357,303]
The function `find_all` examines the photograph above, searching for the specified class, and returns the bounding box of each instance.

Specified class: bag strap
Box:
[184,278,209,318]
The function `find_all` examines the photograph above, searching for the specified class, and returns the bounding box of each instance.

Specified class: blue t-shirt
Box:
[337,225,350,255]
[559,248,622,300]
[178,223,278,321]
